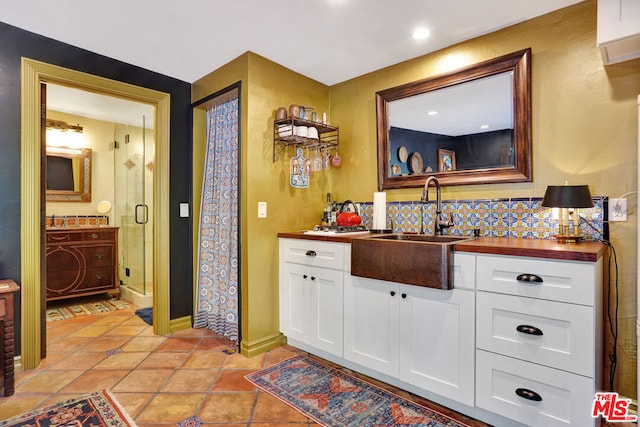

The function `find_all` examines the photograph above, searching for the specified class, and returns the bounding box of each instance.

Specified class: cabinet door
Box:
[279,263,343,356]
[398,286,475,406]
[344,275,399,377]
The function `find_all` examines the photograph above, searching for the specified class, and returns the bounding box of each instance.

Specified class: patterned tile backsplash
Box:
[46,215,110,227]
[358,196,608,241]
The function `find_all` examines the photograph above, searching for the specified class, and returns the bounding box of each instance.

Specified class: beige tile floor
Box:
[0,305,493,426]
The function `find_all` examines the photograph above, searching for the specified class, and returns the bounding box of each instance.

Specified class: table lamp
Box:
[541,185,593,243]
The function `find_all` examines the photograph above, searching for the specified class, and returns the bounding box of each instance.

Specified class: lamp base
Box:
[553,234,585,244]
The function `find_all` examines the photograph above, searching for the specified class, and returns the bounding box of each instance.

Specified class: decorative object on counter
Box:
[336,200,362,226]
[438,149,456,171]
[276,106,287,120]
[289,148,309,189]
[371,191,391,232]
[541,184,594,243]
[97,200,112,214]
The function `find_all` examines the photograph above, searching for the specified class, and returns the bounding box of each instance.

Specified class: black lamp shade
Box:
[541,185,594,208]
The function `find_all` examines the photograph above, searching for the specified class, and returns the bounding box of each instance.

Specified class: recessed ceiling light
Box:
[480,124,490,129]
[412,27,430,41]
[427,111,438,116]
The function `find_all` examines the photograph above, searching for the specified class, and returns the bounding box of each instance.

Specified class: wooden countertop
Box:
[47,226,119,231]
[277,232,607,262]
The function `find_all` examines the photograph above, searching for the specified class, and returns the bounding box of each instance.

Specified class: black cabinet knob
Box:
[390,291,396,296]
[401,293,407,299]
[303,274,308,279]
[305,250,317,257]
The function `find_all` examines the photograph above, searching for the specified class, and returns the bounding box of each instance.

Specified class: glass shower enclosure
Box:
[113,116,154,307]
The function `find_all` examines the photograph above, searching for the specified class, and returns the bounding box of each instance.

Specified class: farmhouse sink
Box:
[350,233,473,290]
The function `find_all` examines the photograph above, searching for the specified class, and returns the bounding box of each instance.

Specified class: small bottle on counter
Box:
[322,193,332,226]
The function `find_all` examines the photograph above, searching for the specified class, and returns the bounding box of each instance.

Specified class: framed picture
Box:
[438,149,456,172]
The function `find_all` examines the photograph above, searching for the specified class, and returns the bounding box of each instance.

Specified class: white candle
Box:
[372,192,387,230]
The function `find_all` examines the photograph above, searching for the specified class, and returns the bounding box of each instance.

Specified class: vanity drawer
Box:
[280,238,346,271]
[476,292,594,376]
[476,254,598,306]
[82,229,116,241]
[476,350,597,427]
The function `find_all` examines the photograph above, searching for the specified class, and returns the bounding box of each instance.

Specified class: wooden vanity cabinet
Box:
[46,227,119,301]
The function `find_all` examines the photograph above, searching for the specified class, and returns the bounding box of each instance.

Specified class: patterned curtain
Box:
[194,96,239,342]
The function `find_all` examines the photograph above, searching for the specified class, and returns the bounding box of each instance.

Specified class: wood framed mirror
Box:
[46,146,92,202]
[376,48,532,189]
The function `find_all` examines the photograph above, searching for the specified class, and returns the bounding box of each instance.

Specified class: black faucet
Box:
[420,176,453,235]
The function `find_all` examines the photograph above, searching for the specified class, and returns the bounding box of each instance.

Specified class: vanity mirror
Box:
[46,146,92,202]
[376,48,531,189]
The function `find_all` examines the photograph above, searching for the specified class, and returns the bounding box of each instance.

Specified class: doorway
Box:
[45,83,155,310]
[21,58,171,370]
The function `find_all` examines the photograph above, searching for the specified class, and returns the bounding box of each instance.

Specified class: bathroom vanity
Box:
[278,233,605,427]
[46,226,119,301]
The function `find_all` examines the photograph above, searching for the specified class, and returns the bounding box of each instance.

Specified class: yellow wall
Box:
[330,0,639,398]
[193,0,640,398]
[192,52,331,356]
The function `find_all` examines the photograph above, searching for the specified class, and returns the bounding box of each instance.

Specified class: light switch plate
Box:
[258,201,267,218]
[609,198,628,222]
[179,203,189,218]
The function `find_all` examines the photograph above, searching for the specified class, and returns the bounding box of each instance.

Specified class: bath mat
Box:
[245,354,475,427]
[0,389,137,427]
[135,307,153,325]
[46,296,133,322]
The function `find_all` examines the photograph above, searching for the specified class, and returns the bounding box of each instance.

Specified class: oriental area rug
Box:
[245,354,473,427]
[46,296,133,322]
[0,390,137,427]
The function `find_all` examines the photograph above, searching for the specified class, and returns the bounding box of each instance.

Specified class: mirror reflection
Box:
[46,146,92,202]
[376,48,531,188]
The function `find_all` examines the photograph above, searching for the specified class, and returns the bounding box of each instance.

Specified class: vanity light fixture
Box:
[46,119,83,133]
[541,184,593,243]
[46,119,85,148]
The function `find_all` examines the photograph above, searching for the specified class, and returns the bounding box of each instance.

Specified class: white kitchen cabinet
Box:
[597,0,640,64]
[343,274,475,406]
[398,284,475,406]
[279,238,345,356]
[343,275,400,377]
[475,253,603,427]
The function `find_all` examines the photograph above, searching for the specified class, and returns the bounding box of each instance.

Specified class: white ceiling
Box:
[0,0,583,86]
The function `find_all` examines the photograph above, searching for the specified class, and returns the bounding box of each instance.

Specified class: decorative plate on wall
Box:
[398,146,408,163]
[409,152,423,174]
[391,164,401,176]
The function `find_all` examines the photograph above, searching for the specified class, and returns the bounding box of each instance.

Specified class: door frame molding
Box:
[21,58,171,370]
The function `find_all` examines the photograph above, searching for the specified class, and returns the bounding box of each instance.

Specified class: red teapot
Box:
[336,200,362,226]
